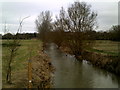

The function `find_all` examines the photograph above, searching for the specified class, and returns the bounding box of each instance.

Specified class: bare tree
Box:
[54,7,68,31]
[52,7,70,48]
[35,11,52,43]
[64,2,97,57]
[50,2,97,56]
[4,16,29,83]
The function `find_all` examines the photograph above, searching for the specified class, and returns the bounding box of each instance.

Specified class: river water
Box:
[45,43,120,88]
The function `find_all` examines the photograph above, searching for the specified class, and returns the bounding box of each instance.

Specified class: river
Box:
[45,43,120,88]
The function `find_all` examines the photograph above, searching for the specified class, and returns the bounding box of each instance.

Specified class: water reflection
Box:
[45,43,120,88]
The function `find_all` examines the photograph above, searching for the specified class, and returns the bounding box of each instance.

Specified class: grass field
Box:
[2,39,42,87]
[1,39,119,87]
[91,40,120,56]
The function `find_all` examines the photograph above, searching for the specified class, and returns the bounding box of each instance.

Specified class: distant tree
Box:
[94,31,110,40]
[35,11,52,43]
[0,34,2,39]
[2,33,14,39]
[2,33,38,40]
[109,25,120,41]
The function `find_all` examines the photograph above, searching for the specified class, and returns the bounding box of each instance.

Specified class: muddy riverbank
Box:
[82,50,120,75]
[60,46,120,75]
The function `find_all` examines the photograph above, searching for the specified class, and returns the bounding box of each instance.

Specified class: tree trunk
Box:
[6,51,13,84]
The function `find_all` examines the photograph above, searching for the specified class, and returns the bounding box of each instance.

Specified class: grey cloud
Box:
[0,1,118,34]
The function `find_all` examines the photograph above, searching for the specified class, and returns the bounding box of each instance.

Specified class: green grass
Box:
[2,39,42,84]
[88,40,120,56]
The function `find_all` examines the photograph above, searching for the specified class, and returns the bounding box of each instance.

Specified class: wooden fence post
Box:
[28,59,32,89]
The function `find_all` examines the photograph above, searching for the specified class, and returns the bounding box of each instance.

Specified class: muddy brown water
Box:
[45,43,120,88]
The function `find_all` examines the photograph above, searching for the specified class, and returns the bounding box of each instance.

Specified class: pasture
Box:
[92,40,119,56]
[2,39,42,87]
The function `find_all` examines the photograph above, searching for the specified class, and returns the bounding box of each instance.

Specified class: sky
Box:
[0,0,119,35]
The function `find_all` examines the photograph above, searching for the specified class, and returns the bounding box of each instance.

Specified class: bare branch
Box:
[17,16,30,34]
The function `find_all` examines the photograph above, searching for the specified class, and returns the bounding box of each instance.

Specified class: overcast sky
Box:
[0,0,119,35]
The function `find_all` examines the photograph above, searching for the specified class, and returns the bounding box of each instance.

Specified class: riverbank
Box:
[2,40,54,88]
[32,50,54,88]
[82,50,120,75]
[59,40,120,75]
[45,43,120,88]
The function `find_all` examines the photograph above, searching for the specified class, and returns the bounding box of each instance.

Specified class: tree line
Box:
[1,28,119,41]
[2,33,38,39]
[35,1,120,58]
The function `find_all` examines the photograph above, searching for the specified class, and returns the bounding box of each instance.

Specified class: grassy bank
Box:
[60,40,120,75]
[86,40,120,75]
[2,39,54,88]
[82,40,120,75]
[61,40,119,56]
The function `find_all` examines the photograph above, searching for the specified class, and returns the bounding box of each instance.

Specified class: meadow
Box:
[91,40,119,56]
[2,39,42,87]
